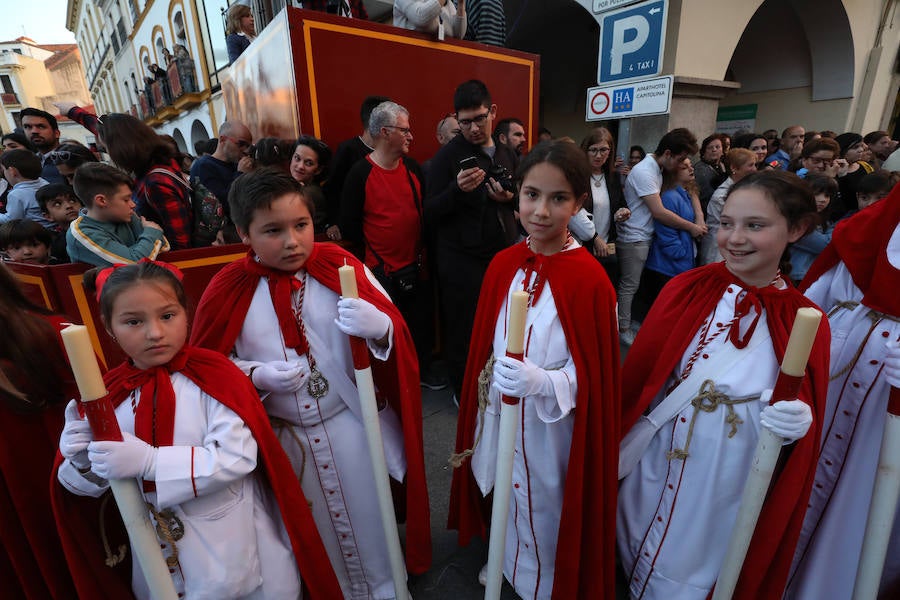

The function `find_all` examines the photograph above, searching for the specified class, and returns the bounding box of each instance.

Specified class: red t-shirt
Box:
[362,156,422,273]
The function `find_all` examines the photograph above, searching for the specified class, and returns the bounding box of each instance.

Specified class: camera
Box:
[488,164,516,193]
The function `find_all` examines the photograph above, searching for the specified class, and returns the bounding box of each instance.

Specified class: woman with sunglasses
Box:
[44,143,98,185]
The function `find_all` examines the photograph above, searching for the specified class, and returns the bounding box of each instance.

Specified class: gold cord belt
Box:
[666,380,759,461]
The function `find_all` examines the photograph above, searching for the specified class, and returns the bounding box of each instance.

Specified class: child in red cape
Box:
[190,168,431,598]
[53,260,341,599]
[0,263,77,599]
[617,170,830,600]
[786,184,900,598]
[448,140,621,599]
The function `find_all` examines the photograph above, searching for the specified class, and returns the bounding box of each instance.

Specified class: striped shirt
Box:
[466,0,506,46]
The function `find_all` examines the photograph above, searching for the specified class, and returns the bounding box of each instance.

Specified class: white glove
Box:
[491,355,554,399]
[884,340,900,388]
[251,360,308,394]
[759,389,813,444]
[88,431,158,480]
[334,297,391,341]
[60,399,92,469]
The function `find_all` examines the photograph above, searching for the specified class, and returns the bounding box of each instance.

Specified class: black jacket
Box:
[424,134,511,259]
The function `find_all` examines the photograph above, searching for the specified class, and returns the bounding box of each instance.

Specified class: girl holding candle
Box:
[617,170,830,600]
[449,140,621,599]
[53,260,340,599]
[190,168,431,598]
[0,263,77,599]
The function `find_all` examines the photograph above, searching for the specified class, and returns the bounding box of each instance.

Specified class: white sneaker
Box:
[478,563,488,586]
[620,329,636,346]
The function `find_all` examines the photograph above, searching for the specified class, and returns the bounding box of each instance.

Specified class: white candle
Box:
[339,264,359,299]
[60,324,107,401]
[506,291,529,355]
[781,307,822,377]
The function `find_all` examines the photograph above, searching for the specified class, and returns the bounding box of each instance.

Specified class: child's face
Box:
[5,241,50,264]
[99,184,135,223]
[717,187,803,287]
[857,192,885,210]
[107,281,188,370]
[518,162,581,255]
[44,194,82,225]
[242,192,315,272]
[814,193,831,213]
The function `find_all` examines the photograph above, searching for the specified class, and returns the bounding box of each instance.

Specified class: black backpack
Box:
[148,168,226,247]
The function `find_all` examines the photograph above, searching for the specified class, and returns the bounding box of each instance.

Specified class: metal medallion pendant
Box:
[156,508,185,543]
[307,364,329,399]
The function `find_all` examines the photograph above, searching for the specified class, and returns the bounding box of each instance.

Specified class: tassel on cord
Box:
[448,355,496,468]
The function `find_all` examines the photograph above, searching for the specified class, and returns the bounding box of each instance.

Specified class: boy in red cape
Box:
[617,171,829,600]
[448,141,621,599]
[191,168,431,598]
[787,187,900,598]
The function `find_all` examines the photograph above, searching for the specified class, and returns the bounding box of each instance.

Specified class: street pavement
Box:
[406,344,631,599]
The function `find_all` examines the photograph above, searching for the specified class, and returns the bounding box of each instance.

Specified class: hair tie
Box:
[94,259,184,302]
[94,263,128,302]
[138,258,184,281]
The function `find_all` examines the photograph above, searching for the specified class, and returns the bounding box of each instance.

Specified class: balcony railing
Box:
[139,59,200,122]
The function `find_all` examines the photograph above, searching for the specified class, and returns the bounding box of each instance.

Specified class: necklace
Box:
[591,173,605,187]
[291,272,329,400]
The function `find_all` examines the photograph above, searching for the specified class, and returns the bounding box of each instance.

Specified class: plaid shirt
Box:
[133,160,193,249]
[300,0,368,19]
[67,106,99,136]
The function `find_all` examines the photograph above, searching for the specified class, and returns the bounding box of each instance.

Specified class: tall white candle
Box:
[60,324,107,401]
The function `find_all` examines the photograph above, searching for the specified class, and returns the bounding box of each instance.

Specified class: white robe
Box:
[617,284,780,600]
[231,271,408,600]
[786,230,900,599]
[58,373,300,600]
[471,259,578,600]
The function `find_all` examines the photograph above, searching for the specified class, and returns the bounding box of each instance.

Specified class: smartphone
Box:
[458,156,479,171]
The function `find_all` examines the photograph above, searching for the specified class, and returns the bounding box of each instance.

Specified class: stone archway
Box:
[190,119,210,149]
[172,128,188,153]
[722,0,855,131]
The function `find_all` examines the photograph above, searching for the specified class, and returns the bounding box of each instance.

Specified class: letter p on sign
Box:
[610,16,649,76]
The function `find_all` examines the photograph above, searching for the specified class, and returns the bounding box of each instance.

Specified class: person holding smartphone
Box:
[425,79,516,402]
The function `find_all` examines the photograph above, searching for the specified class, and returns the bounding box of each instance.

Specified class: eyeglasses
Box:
[45,150,71,164]
[224,135,251,149]
[457,112,490,129]
[384,125,412,137]
[587,146,611,155]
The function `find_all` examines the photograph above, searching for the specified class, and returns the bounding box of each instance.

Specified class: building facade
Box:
[66,0,240,152]
[0,37,96,146]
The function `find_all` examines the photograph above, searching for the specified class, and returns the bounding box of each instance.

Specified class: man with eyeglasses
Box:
[425,79,516,400]
[189,119,254,212]
[340,101,442,388]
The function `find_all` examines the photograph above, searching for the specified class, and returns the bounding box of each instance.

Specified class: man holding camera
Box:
[425,79,516,400]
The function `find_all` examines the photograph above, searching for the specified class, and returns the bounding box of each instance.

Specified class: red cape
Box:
[51,346,343,599]
[622,262,830,599]
[800,188,900,314]
[447,241,621,598]
[0,315,76,599]
[190,243,432,574]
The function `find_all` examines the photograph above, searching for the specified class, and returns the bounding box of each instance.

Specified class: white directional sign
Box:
[598,0,667,85]
[592,0,643,13]
[586,75,673,121]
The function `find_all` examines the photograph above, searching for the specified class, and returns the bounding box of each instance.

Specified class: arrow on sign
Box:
[649,7,661,14]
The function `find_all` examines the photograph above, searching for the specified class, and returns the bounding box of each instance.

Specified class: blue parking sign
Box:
[598,0,667,84]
